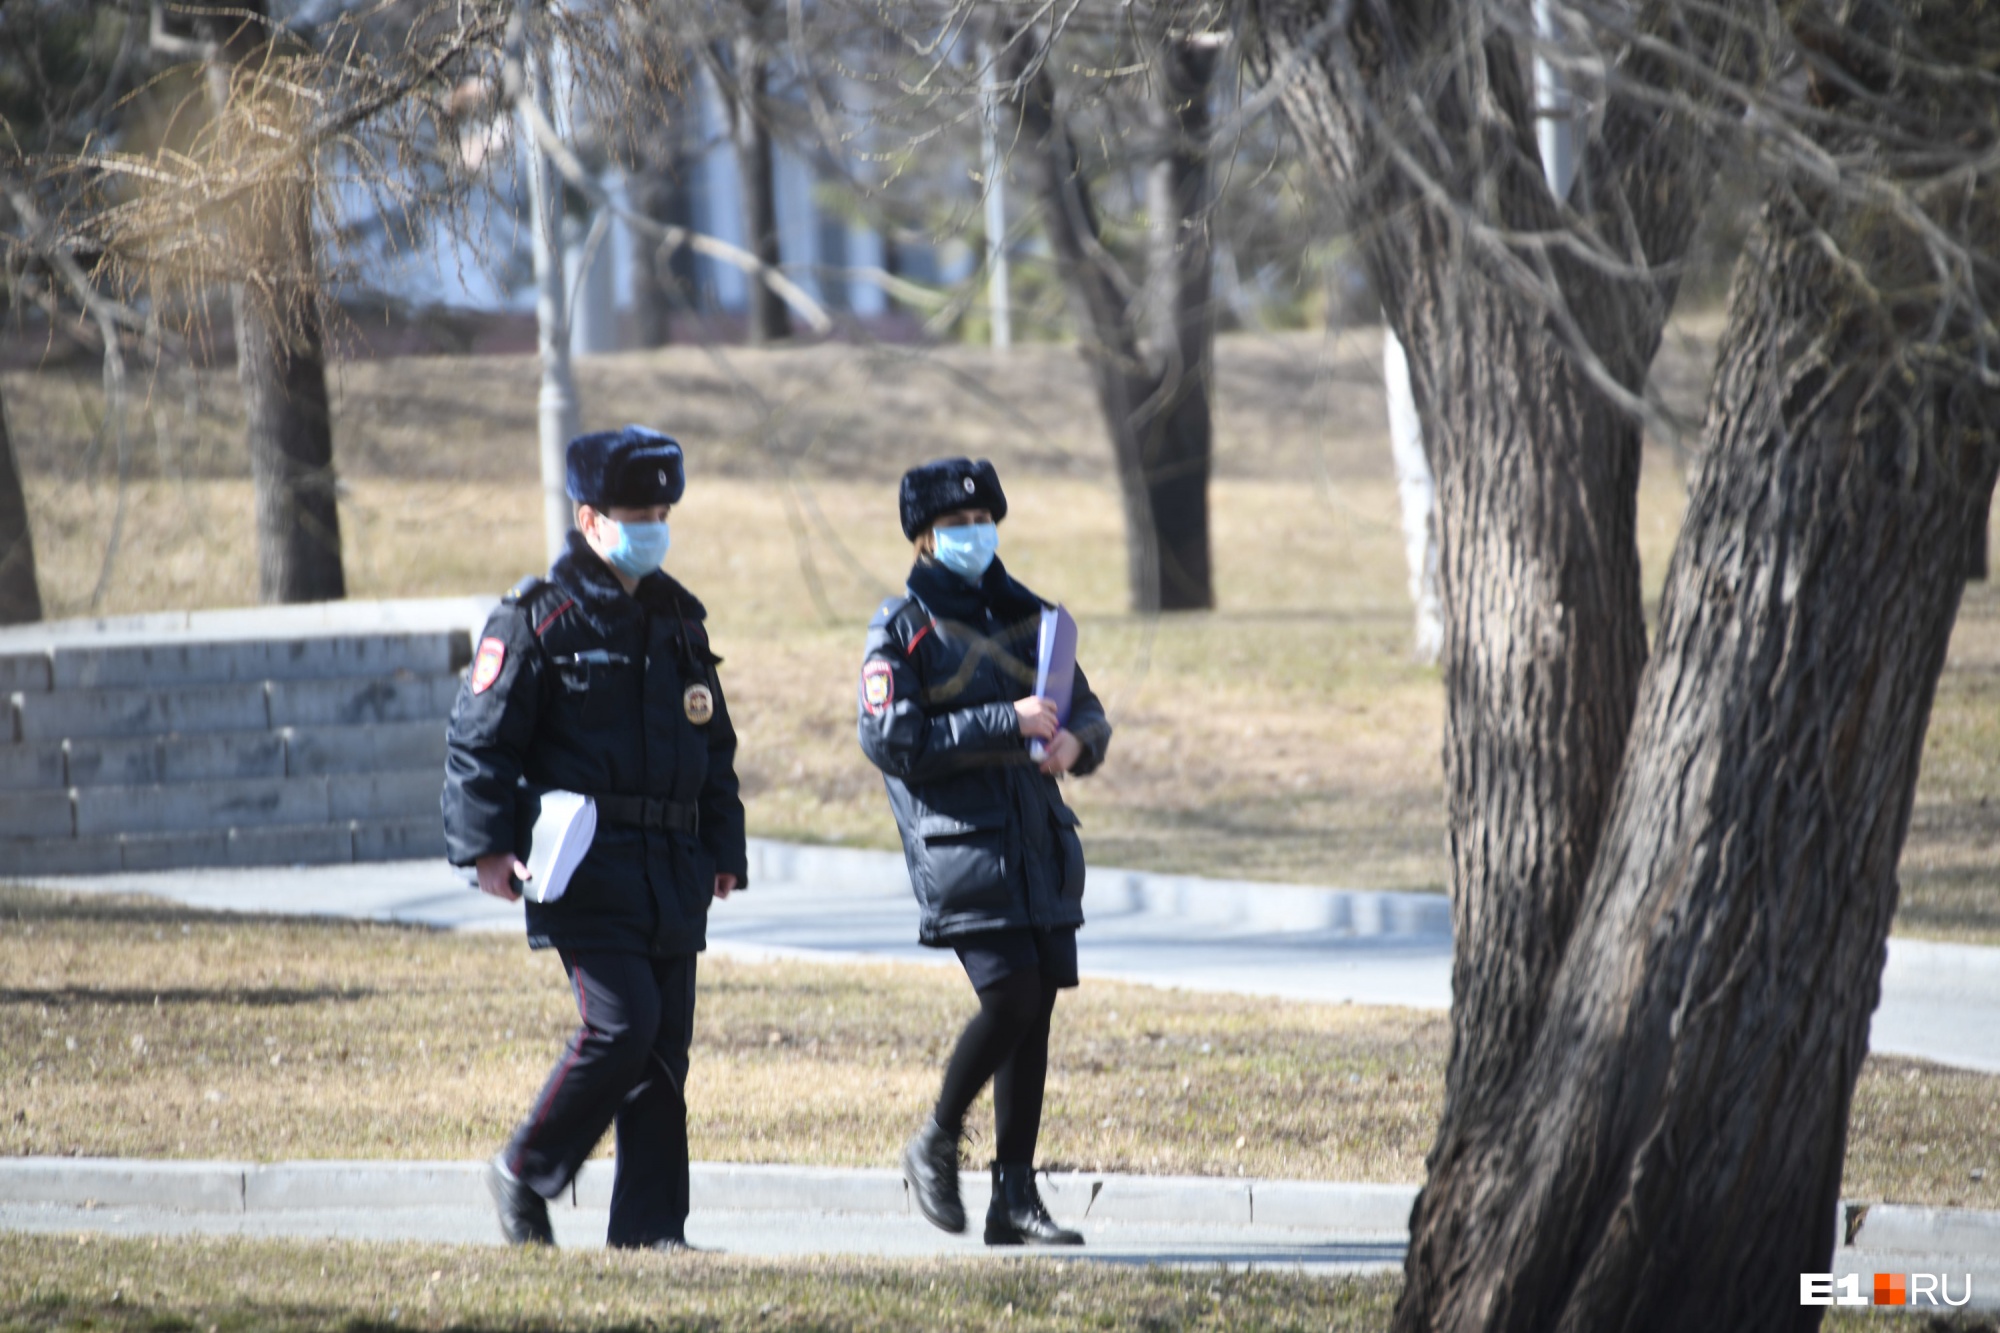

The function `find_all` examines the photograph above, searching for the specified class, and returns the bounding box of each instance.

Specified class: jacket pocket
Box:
[916,809,1012,917]
[556,659,637,729]
[1051,803,1085,902]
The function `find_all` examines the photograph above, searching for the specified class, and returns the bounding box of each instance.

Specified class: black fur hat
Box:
[566,426,685,509]
[899,457,1007,540]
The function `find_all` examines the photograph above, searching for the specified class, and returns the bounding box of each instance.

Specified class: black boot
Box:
[485,1153,555,1246]
[902,1116,965,1234]
[984,1162,1083,1246]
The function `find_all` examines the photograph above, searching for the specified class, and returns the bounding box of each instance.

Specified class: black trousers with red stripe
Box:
[504,950,697,1248]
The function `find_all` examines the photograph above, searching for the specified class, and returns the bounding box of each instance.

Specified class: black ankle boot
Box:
[902,1117,966,1234]
[485,1153,555,1246]
[983,1162,1083,1246]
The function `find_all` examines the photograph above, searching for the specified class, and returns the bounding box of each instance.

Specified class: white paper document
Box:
[523,791,596,904]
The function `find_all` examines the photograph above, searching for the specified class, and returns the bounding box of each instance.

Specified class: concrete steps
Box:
[1,620,472,876]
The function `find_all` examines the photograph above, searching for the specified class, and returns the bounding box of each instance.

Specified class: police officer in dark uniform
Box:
[442,425,747,1252]
[857,457,1112,1247]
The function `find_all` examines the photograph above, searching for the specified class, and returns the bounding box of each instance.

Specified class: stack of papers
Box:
[1029,605,1078,763]
[523,791,596,904]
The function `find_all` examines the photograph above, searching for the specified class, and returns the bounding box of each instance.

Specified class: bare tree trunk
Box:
[206,2,345,603]
[1400,111,2000,1332]
[999,25,1218,612]
[720,14,787,346]
[1249,0,1701,1144]
[630,167,690,348]
[1383,328,1441,662]
[234,192,344,604]
[0,389,43,625]
[1246,0,1998,1326]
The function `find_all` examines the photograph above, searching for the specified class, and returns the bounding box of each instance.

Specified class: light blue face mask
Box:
[600,518,671,579]
[932,522,998,583]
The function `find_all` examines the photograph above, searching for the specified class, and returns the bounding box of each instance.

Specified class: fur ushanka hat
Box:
[566,426,685,509]
[899,457,1008,540]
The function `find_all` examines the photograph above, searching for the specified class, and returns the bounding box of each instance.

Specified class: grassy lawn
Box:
[6,322,1999,926]
[0,1235,1992,1333]
[5,885,1999,1213]
[0,1234,1401,1332]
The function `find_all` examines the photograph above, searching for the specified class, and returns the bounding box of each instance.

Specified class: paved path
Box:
[17,842,2000,1072]
[0,1159,1410,1276]
[5,1158,1999,1306]
[0,1200,1406,1274]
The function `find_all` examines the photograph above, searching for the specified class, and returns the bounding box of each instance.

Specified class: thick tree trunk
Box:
[235,231,345,604]
[726,25,788,346]
[0,390,43,625]
[1137,37,1220,612]
[1238,4,1763,1324]
[1398,143,2000,1333]
[1241,0,1998,1326]
[1247,0,1684,1144]
[999,25,1217,612]
[206,1,344,603]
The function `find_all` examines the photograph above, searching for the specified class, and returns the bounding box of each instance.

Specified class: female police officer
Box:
[442,426,747,1252]
[857,457,1112,1246]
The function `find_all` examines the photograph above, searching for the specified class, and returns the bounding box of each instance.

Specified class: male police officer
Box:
[442,425,747,1252]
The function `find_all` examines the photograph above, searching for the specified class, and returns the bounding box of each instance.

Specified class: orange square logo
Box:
[1874,1273,1907,1306]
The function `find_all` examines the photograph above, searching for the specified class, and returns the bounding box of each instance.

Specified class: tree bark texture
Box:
[723,20,788,346]
[1244,0,1999,1326]
[1244,0,1743,1150]
[1397,80,2000,1327]
[0,390,43,625]
[999,27,1218,612]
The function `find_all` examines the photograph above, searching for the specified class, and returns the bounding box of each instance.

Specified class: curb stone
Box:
[10,1160,2000,1266]
[0,1158,1418,1232]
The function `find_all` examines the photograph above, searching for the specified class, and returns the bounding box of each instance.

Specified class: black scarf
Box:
[906,555,1047,674]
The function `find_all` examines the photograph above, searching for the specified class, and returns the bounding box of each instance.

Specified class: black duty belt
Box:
[594,795,700,836]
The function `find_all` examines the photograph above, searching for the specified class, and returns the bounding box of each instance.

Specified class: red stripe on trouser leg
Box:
[509,964,591,1176]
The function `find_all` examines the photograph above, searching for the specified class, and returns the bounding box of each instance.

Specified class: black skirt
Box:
[952,926,1080,992]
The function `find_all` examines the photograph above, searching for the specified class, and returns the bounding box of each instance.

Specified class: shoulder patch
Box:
[862,660,894,715]
[471,636,507,693]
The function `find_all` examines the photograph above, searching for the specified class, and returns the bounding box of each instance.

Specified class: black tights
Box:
[933,971,1061,1164]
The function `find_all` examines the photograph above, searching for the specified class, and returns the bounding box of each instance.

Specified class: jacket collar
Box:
[907,555,1045,632]
[550,530,707,634]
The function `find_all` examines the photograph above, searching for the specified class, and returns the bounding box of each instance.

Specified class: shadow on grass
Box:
[0,985,373,1009]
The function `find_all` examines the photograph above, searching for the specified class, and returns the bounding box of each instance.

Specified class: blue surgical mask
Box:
[932,522,998,583]
[599,518,670,579]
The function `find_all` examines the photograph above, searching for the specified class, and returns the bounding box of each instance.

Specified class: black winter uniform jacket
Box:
[857,558,1112,946]
[442,532,749,956]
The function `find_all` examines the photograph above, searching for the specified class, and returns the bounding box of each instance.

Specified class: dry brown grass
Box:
[4,329,1407,487]
[5,884,1998,1211]
[7,320,2000,927]
[0,1234,1400,1332]
[0,885,1445,1183]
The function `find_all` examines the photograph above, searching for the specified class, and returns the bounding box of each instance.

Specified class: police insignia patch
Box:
[683,682,715,725]
[862,660,894,714]
[471,637,506,694]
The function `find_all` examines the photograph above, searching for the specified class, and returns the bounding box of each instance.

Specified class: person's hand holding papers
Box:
[1014,694,1062,741]
[475,852,529,902]
[1038,730,1083,775]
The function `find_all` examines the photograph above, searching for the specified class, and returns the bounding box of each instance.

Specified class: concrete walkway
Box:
[0,1158,1411,1275]
[16,840,2000,1072]
[5,1157,2000,1306]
